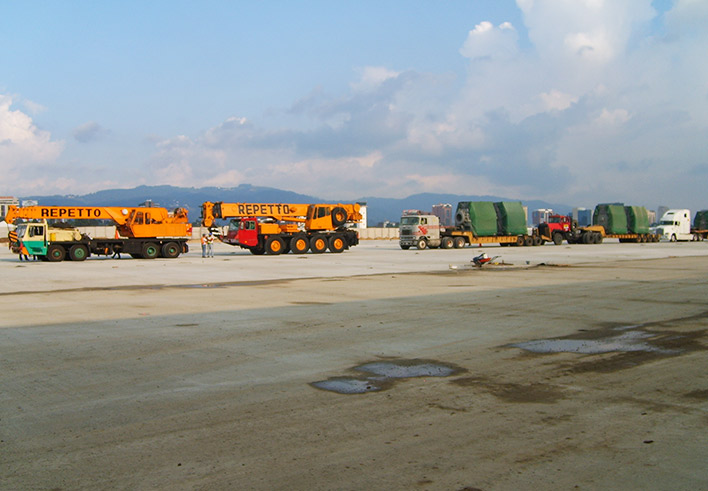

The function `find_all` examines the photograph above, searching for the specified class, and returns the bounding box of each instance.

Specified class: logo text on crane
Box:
[40,208,104,218]
[237,204,293,215]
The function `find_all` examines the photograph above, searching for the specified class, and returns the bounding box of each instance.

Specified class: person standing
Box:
[201,234,208,258]
[207,232,214,257]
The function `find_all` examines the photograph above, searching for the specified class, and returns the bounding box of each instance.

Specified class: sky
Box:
[1,0,706,210]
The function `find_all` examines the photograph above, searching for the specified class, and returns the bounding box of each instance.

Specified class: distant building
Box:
[531,208,553,225]
[647,210,656,225]
[573,208,593,227]
[354,202,368,229]
[0,196,19,219]
[657,206,669,221]
[431,203,452,226]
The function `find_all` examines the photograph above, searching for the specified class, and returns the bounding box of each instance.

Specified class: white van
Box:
[656,209,692,241]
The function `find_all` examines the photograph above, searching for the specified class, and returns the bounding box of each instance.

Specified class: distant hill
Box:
[20,185,572,225]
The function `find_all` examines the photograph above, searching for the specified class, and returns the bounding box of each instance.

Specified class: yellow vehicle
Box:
[201,202,361,255]
[5,205,191,261]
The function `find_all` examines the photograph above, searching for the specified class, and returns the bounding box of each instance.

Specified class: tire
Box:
[515,236,524,246]
[69,244,88,261]
[441,236,454,249]
[142,242,159,259]
[265,236,286,255]
[310,234,328,254]
[328,234,346,253]
[524,236,533,246]
[290,234,309,254]
[47,244,65,262]
[330,207,347,227]
[581,232,592,244]
[453,236,466,249]
[553,233,563,246]
[129,253,142,259]
[594,233,603,244]
[670,234,677,242]
[532,236,542,246]
[161,241,181,258]
[416,238,428,250]
[400,244,410,250]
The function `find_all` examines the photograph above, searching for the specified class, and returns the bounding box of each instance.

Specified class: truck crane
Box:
[201,201,361,255]
[5,205,191,261]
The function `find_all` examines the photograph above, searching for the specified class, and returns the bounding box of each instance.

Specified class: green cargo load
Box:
[494,201,527,235]
[455,201,498,236]
[593,204,628,234]
[625,206,650,234]
[694,210,708,230]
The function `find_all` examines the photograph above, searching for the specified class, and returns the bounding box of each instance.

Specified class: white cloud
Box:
[460,21,519,60]
[0,94,64,192]
[351,66,400,92]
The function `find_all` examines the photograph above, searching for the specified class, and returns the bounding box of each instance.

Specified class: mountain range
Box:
[20,184,572,225]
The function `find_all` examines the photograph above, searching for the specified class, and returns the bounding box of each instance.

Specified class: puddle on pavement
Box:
[311,358,465,395]
[511,329,680,355]
[508,318,707,373]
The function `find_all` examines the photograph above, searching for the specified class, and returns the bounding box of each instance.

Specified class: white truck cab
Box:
[656,209,692,241]
[399,214,442,249]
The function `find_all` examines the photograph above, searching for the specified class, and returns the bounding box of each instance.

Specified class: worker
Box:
[207,232,215,257]
[201,234,208,258]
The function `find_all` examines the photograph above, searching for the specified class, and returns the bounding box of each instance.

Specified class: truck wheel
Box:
[142,242,159,259]
[440,237,453,249]
[400,244,410,250]
[290,234,309,254]
[265,236,286,255]
[331,207,347,227]
[47,244,66,262]
[161,242,181,258]
[515,236,524,247]
[328,234,346,253]
[532,236,542,246]
[69,244,88,261]
[524,236,533,246]
[310,234,328,254]
[594,233,603,244]
[453,236,466,249]
[553,233,563,245]
[416,238,428,250]
[581,232,592,244]
[250,245,266,255]
[670,234,677,242]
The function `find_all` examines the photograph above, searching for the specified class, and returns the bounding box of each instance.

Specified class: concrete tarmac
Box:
[1,240,707,489]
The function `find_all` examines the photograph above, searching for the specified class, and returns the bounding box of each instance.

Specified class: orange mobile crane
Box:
[5,205,191,261]
[201,201,361,255]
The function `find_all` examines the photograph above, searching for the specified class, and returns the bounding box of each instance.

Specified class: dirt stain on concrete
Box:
[452,376,566,403]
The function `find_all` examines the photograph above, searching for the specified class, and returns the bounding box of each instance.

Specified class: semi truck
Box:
[5,205,191,261]
[399,201,541,249]
[536,204,659,245]
[201,201,361,255]
[655,209,693,242]
[692,210,708,241]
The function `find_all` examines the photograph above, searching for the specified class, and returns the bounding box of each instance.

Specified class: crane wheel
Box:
[47,244,66,262]
[265,236,285,255]
[142,242,159,259]
[331,207,347,227]
[69,244,88,261]
[290,235,309,254]
[310,235,327,254]
[328,234,346,253]
[552,233,563,245]
[161,242,181,258]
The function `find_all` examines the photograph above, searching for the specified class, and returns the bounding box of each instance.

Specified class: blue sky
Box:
[1,0,706,211]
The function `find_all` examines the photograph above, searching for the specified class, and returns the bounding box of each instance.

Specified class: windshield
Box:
[659,220,674,226]
[400,216,420,225]
[16,224,27,237]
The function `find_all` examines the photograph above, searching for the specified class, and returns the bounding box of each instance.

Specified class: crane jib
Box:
[40,208,105,218]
